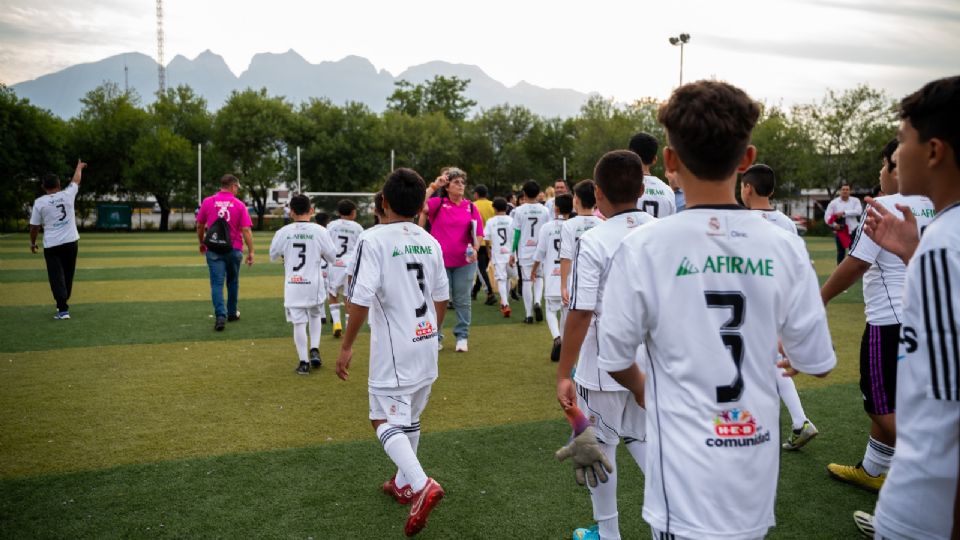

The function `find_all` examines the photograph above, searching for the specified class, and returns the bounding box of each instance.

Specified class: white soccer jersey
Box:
[348,222,450,394]
[30,183,80,248]
[484,215,514,265]
[637,175,677,218]
[825,196,863,234]
[753,208,798,235]
[874,203,960,540]
[326,218,364,269]
[511,203,551,263]
[559,215,603,261]
[269,222,337,308]
[347,224,384,278]
[597,207,836,539]
[570,210,654,391]
[535,218,565,297]
[848,194,935,326]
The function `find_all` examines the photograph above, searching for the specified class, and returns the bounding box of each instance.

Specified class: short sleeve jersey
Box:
[597,207,836,539]
[754,209,798,235]
[848,194,935,326]
[825,196,863,234]
[559,215,603,262]
[269,222,337,308]
[326,218,365,269]
[30,183,80,248]
[535,218,565,297]
[873,203,960,540]
[570,210,654,391]
[196,191,253,251]
[511,203,551,263]
[347,224,383,279]
[348,222,450,394]
[637,175,677,218]
[484,215,514,265]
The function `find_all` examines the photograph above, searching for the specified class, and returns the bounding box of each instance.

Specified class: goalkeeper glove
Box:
[555,426,613,487]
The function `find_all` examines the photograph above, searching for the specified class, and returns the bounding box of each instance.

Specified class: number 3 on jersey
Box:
[406,262,428,317]
[705,291,745,403]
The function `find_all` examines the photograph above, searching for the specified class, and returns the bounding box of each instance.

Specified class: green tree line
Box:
[1,76,896,231]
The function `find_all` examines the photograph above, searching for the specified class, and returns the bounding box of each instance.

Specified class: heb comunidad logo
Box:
[392,245,433,257]
[412,320,438,343]
[676,255,774,277]
[706,408,771,448]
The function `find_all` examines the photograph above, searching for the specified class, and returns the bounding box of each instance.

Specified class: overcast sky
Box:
[1,0,957,106]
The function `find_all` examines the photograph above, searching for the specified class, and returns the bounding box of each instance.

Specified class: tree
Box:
[127,126,195,231]
[213,88,293,229]
[152,85,213,147]
[570,95,641,179]
[382,110,460,180]
[750,104,819,197]
[386,76,477,122]
[461,105,540,192]
[0,85,66,230]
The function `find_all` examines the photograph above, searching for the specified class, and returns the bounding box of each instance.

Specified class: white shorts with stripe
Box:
[369,385,432,427]
[575,383,645,445]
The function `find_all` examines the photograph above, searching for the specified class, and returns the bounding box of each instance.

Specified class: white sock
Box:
[329,303,341,326]
[377,423,427,492]
[293,323,308,362]
[522,272,534,317]
[395,421,422,488]
[777,371,807,430]
[533,276,544,305]
[587,441,620,539]
[560,307,568,338]
[308,312,323,350]
[623,436,646,475]
[498,279,510,307]
[863,436,894,477]
[546,307,560,339]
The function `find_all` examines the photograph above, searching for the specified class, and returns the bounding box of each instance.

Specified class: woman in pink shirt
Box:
[423,167,483,353]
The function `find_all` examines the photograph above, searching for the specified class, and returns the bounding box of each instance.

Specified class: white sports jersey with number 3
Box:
[348,222,449,394]
[269,222,337,307]
[597,207,836,539]
[326,218,364,268]
[30,183,80,248]
[511,203,551,263]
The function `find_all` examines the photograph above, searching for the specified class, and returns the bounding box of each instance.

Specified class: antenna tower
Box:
[156,0,166,94]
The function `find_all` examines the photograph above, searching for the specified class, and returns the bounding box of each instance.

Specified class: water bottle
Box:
[465,244,475,261]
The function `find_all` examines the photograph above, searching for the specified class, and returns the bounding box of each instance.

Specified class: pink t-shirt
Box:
[427,197,484,268]
[197,191,253,250]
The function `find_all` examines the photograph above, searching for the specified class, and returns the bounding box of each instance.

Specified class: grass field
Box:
[0,232,876,539]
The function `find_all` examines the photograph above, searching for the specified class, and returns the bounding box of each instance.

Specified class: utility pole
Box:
[668,33,691,86]
[156,0,166,94]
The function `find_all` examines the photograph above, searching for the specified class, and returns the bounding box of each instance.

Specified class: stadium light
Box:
[668,33,692,86]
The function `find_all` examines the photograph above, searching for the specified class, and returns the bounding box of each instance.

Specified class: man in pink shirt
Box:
[196,174,256,331]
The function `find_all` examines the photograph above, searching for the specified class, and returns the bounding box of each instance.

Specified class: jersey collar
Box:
[686,204,746,211]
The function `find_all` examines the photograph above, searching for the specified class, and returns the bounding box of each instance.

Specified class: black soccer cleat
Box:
[296,361,310,375]
[534,303,543,322]
[214,316,226,331]
[310,348,322,368]
[484,292,497,306]
[523,317,534,324]
[227,312,240,322]
[551,337,562,362]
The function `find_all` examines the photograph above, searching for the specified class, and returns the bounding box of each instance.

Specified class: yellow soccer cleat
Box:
[333,322,343,338]
[827,461,885,492]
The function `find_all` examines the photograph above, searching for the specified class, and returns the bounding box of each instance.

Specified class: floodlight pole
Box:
[669,33,691,86]
[296,146,302,193]
[563,157,567,182]
[390,149,395,171]
[197,144,202,207]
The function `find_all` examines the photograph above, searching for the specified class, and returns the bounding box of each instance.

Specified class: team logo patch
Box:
[626,216,638,228]
[705,408,771,448]
[526,239,537,246]
[412,321,438,342]
[389,404,397,415]
[707,216,725,236]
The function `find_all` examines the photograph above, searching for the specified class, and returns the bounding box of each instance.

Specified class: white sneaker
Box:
[455,339,468,352]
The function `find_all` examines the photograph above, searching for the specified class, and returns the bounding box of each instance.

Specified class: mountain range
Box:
[10,50,594,119]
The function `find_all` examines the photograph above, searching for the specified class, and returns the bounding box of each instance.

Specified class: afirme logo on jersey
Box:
[706,408,771,448]
[412,321,438,342]
[392,245,434,257]
[675,255,774,277]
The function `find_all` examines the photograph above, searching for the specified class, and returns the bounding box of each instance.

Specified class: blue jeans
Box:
[206,249,242,318]
[446,262,477,340]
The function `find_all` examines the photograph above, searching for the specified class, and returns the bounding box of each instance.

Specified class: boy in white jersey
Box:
[29,160,86,320]
[594,81,835,539]
[269,195,337,374]
[484,197,517,317]
[629,132,677,218]
[556,152,655,540]
[532,193,572,362]
[560,180,603,308]
[337,169,449,537]
[740,164,818,450]
[821,139,935,493]
[854,77,960,540]
[509,180,551,323]
[326,200,365,338]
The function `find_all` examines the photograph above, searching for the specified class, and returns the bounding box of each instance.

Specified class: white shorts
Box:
[519,263,541,282]
[545,296,563,313]
[327,266,348,295]
[492,261,518,282]
[576,384,646,445]
[285,305,323,324]
[650,528,762,540]
[369,385,432,426]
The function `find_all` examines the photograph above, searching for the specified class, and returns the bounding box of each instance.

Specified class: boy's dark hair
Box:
[658,80,760,181]
[315,211,330,226]
[522,180,541,199]
[881,138,898,172]
[382,168,426,218]
[373,191,384,217]
[742,164,776,197]
[554,193,574,215]
[492,197,508,212]
[473,184,489,198]
[628,132,659,165]
[572,179,597,208]
[594,150,646,204]
[289,194,311,215]
[337,199,357,216]
[899,76,960,167]
[42,173,60,190]
[220,174,240,188]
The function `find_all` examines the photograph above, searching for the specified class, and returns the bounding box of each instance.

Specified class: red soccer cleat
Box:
[383,475,415,505]
[500,304,511,318]
[404,478,445,536]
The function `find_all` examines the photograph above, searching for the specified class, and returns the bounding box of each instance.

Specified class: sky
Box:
[0,0,957,106]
